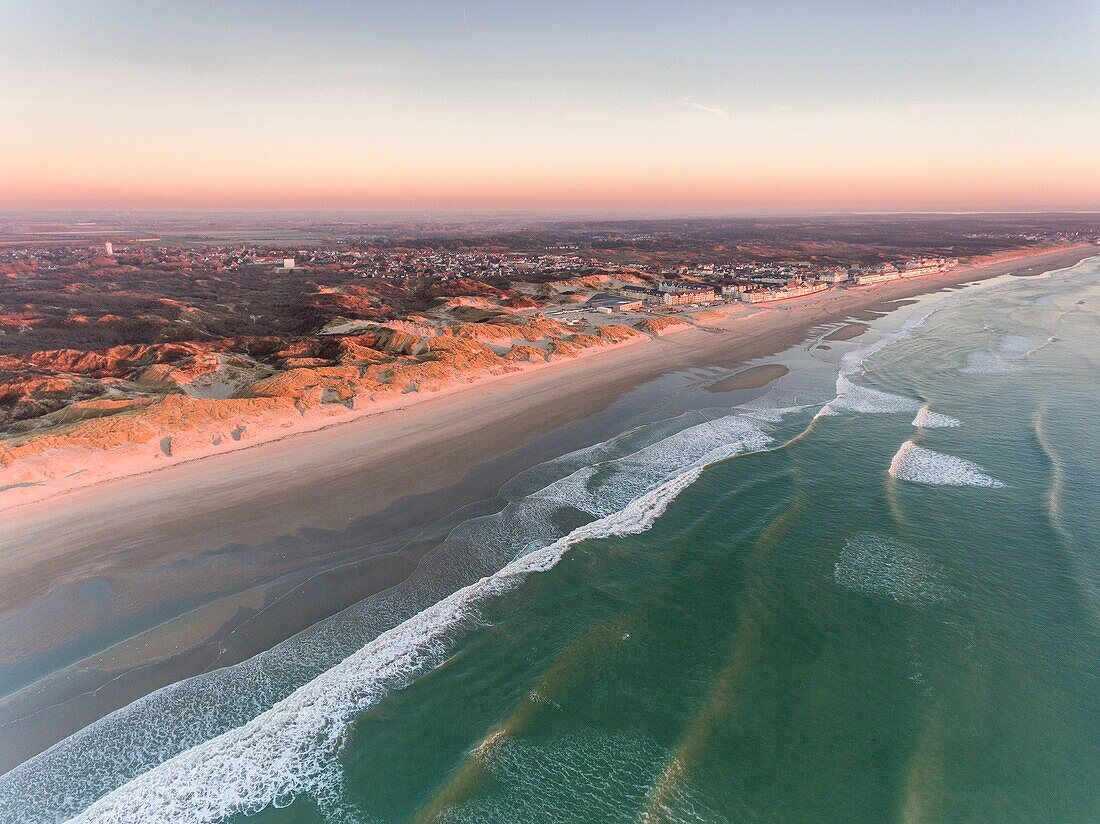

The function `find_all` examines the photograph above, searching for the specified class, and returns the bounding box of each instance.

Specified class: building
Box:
[852,262,899,286]
[592,299,643,313]
[587,292,645,312]
[739,281,829,303]
[662,288,717,306]
[620,284,664,302]
[104,241,113,256]
[659,278,711,293]
[819,267,848,284]
[852,271,900,286]
[896,257,958,278]
[655,280,717,304]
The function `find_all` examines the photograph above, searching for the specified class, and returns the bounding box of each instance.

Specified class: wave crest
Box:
[48,411,774,823]
[912,405,961,429]
[819,376,922,417]
[888,441,1005,488]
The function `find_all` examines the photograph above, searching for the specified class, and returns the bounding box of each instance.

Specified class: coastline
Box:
[0,242,1094,773]
[0,243,1091,514]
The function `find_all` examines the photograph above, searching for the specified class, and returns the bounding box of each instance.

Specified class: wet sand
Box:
[0,243,1094,772]
[706,364,789,392]
[824,322,870,342]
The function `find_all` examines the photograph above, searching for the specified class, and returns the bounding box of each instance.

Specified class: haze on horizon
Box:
[2,0,1098,214]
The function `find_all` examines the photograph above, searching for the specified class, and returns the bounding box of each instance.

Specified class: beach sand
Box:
[0,243,1094,771]
[706,363,789,392]
[824,322,870,341]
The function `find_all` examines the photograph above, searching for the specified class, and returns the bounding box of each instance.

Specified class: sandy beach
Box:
[0,242,1094,772]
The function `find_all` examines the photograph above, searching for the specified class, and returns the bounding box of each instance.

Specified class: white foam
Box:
[912,404,960,429]
[961,351,1018,374]
[64,416,768,823]
[834,533,950,604]
[837,298,952,378]
[997,334,1034,356]
[818,376,922,417]
[0,409,777,822]
[817,297,960,418]
[542,415,770,519]
[735,404,808,423]
[888,441,1005,488]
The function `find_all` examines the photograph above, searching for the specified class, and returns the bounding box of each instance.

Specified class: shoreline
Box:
[0,242,1095,773]
[0,243,1092,515]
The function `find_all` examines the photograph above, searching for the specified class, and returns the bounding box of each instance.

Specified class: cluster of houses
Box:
[607,255,961,311]
[849,257,959,285]
[620,280,719,307]
[619,274,827,308]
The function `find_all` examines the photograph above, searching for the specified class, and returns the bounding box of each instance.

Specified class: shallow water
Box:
[3,257,1099,822]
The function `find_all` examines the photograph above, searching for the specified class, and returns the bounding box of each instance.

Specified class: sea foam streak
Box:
[888,441,1005,488]
[961,351,1018,374]
[998,334,1034,356]
[447,732,667,823]
[834,533,950,604]
[70,470,706,823]
[912,404,960,429]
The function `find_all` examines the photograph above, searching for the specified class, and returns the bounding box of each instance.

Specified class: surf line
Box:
[70,470,712,823]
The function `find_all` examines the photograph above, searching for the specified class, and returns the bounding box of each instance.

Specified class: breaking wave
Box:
[817,296,962,419]
[71,471,706,823]
[818,376,922,417]
[2,411,773,823]
[888,441,1005,488]
[912,405,961,429]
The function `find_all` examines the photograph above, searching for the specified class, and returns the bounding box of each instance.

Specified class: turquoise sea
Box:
[3,257,1099,822]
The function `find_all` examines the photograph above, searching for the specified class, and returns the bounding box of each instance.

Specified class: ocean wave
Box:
[501,413,705,499]
[837,298,953,378]
[69,470,707,823]
[912,405,961,429]
[816,296,961,418]
[544,416,770,518]
[735,404,811,423]
[0,411,772,823]
[888,441,1005,488]
[818,376,922,417]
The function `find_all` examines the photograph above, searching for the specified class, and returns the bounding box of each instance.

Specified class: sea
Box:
[1,256,1098,823]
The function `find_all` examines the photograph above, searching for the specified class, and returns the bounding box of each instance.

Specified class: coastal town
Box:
[2,214,1097,494]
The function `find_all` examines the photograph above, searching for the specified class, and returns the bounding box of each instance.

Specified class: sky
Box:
[2,0,1098,214]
